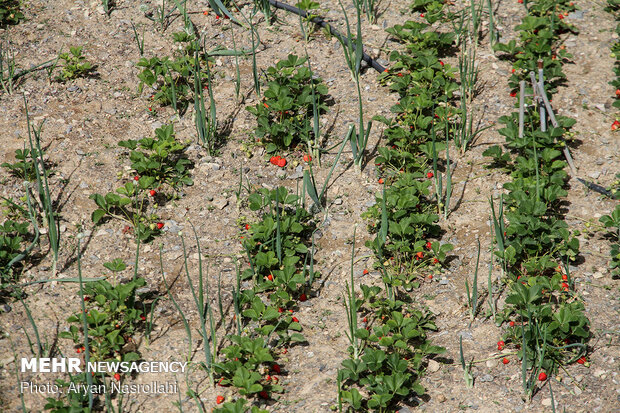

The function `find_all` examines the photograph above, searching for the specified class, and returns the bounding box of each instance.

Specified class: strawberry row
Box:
[212,186,318,411]
[485,0,590,398]
[337,2,457,411]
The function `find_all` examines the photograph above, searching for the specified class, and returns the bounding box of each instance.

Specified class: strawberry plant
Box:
[600,204,620,279]
[117,123,194,192]
[136,31,215,114]
[0,216,32,285]
[362,173,452,292]
[90,175,163,242]
[212,398,268,413]
[246,54,328,153]
[494,1,579,93]
[55,46,95,82]
[90,124,192,241]
[0,0,23,27]
[1,147,45,181]
[59,276,146,364]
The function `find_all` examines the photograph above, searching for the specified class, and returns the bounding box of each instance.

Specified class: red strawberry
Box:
[303,154,312,162]
[114,373,121,381]
[378,178,384,184]
[300,293,307,302]
[363,269,369,275]
[538,372,547,381]
[509,321,515,327]
[426,241,432,250]
[278,158,287,167]
[156,222,164,230]
[76,347,81,354]
[245,224,250,230]
[270,156,277,165]
[616,89,620,97]
[502,357,509,364]
[561,274,568,280]
[216,395,225,404]
[518,0,523,3]
[267,274,273,281]
[561,282,569,290]
[427,171,434,178]
[259,391,269,399]
[416,251,424,259]
[497,340,505,350]
[149,190,156,197]
[510,91,517,97]
[272,364,281,374]
[140,315,146,321]
[558,14,564,19]
[433,258,439,264]
[134,175,140,181]
[612,120,620,130]
[420,13,425,17]
[511,68,516,73]
[427,274,433,280]
[439,60,444,66]
[278,307,283,313]
[397,73,403,77]
[292,316,299,323]
[576,356,587,365]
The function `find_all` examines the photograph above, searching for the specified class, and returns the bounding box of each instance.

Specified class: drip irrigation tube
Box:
[267,0,386,73]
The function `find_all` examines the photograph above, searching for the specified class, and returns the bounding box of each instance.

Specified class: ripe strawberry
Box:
[427,171,434,178]
[561,274,568,281]
[267,274,273,281]
[427,274,433,280]
[510,91,517,97]
[439,60,444,66]
[426,241,432,250]
[259,391,269,399]
[378,178,384,184]
[134,175,140,181]
[303,154,312,162]
[538,371,547,381]
[497,340,505,350]
[277,158,287,167]
[363,269,369,275]
[518,0,523,3]
[156,222,164,230]
[245,224,250,230]
[561,282,569,289]
[509,321,515,327]
[383,68,389,73]
[216,395,225,404]
[363,317,367,323]
[114,373,121,381]
[616,89,620,97]
[140,315,146,321]
[278,307,283,313]
[511,68,516,73]
[270,156,277,165]
[292,316,299,323]
[149,190,156,197]
[420,13,425,18]
[272,364,281,374]
[299,293,307,302]
[576,356,587,365]
[502,357,509,364]
[76,347,81,354]
[612,120,620,130]
[558,14,564,19]
[433,258,439,264]
[416,251,424,259]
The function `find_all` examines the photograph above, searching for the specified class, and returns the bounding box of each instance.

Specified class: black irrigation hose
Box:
[267,0,386,73]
